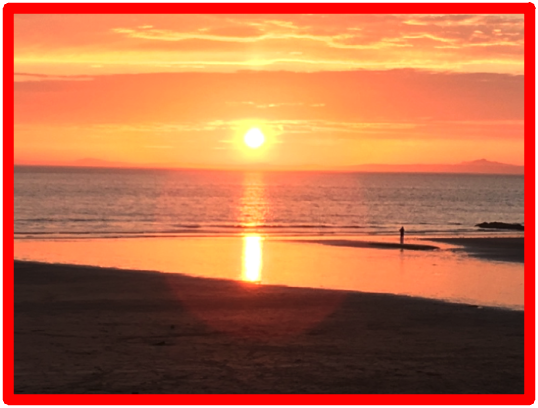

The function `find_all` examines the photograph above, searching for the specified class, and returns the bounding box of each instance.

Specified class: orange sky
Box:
[14,14,524,169]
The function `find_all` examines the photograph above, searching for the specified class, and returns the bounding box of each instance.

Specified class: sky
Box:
[14,13,525,169]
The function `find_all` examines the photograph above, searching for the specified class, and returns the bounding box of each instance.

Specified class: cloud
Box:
[14,69,523,145]
[199,25,265,38]
[14,72,94,82]
[14,14,524,76]
[226,101,325,109]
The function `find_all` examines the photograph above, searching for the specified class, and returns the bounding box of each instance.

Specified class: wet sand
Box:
[297,237,524,263]
[427,237,524,263]
[293,239,439,251]
[14,260,524,394]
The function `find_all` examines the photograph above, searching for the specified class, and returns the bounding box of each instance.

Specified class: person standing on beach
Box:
[400,226,405,245]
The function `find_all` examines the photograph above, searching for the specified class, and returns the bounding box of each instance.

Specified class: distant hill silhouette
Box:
[15,158,523,174]
[338,159,523,175]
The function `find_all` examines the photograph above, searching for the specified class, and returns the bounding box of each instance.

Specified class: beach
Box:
[300,236,524,263]
[14,236,525,394]
[427,237,524,263]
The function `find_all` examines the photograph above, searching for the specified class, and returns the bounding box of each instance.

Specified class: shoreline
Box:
[14,230,525,242]
[14,236,524,311]
[14,260,524,394]
[12,259,520,312]
[284,236,524,263]
[425,237,524,263]
[290,239,439,251]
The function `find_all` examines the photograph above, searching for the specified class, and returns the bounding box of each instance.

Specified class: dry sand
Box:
[14,259,524,394]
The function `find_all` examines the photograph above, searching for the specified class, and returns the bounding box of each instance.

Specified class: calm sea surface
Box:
[14,166,525,309]
[14,166,524,239]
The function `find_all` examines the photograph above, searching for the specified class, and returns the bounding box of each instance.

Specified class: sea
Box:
[13,166,525,309]
[14,166,524,240]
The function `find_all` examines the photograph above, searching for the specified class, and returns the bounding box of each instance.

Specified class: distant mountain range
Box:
[336,159,524,175]
[15,158,523,175]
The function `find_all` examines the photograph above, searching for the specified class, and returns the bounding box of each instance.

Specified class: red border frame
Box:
[4,3,535,405]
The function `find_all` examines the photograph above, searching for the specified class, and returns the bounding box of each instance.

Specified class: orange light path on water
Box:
[242,235,263,283]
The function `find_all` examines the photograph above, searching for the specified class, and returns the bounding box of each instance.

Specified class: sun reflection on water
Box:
[238,172,266,228]
[239,173,266,283]
[242,235,263,283]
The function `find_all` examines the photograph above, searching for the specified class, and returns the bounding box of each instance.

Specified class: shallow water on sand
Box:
[14,236,523,310]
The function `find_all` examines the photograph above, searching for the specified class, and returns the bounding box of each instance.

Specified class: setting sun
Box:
[244,128,265,149]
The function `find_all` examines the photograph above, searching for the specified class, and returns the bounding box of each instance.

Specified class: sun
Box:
[244,128,265,149]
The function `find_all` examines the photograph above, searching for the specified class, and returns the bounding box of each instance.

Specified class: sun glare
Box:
[244,128,265,149]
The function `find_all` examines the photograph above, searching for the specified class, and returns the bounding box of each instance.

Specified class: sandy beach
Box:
[14,250,524,394]
[427,237,524,263]
[296,236,524,263]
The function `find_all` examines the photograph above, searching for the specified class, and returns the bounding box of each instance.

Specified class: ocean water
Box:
[14,166,525,309]
[14,166,524,240]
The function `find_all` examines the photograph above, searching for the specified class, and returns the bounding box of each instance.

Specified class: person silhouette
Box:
[400,226,405,245]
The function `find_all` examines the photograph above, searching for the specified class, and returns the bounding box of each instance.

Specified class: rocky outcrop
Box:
[475,222,524,231]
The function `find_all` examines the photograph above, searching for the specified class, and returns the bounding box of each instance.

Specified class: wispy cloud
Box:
[13,14,524,167]
[14,14,523,76]
[14,72,94,82]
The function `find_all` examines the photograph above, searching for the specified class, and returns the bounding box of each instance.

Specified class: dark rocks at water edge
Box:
[475,222,524,231]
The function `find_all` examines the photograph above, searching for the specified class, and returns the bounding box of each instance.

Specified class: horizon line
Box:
[13,162,524,175]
